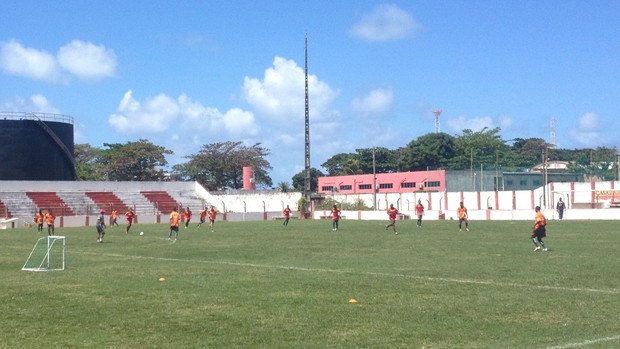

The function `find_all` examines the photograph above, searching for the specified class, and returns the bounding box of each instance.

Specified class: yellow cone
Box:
[159,277,166,282]
[348,298,359,304]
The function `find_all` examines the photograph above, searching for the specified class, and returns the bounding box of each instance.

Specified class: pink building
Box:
[318,170,446,194]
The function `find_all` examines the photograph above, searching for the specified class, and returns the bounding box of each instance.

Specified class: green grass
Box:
[1,219,619,348]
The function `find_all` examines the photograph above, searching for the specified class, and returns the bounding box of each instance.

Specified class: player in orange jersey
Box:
[111,209,119,226]
[44,210,56,236]
[531,206,548,252]
[457,202,469,231]
[207,206,218,232]
[168,207,181,241]
[197,208,207,227]
[34,209,44,233]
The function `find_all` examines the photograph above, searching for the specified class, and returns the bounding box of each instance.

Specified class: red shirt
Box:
[387,207,398,220]
[331,208,341,220]
[184,209,192,220]
[415,203,424,216]
[283,207,291,218]
[125,210,135,223]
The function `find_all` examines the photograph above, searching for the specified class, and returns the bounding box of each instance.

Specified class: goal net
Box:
[22,236,66,272]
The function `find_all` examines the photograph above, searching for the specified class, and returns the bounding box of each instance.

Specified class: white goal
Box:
[22,236,66,272]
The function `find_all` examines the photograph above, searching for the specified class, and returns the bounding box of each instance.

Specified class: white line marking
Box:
[546,335,620,349]
[76,251,620,295]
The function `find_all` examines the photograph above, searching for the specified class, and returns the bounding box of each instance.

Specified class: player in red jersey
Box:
[415,199,425,228]
[330,205,341,231]
[385,204,399,234]
[197,208,207,227]
[183,207,192,229]
[125,208,136,234]
[283,205,292,226]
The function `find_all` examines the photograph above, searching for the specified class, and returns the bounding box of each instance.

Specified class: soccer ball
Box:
[139,231,144,236]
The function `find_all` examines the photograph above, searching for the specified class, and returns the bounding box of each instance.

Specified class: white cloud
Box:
[0,40,62,82]
[57,40,117,81]
[0,39,116,83]
[349,4,421,41]
[242,56,338,122]
[446,115,495,133]
[2,94,61,113]
[570,112,603,146]
[108,90,259,137]
[351,87,393,115]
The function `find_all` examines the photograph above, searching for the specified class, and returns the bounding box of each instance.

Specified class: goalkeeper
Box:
[96,210,106,243]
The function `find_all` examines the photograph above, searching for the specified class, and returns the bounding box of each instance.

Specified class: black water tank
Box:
[0,112,75,180]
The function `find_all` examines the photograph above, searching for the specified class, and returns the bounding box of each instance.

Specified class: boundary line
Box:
[546,335,620,349]
[77,251,620,295]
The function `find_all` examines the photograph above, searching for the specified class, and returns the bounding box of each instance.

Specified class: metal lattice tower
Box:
[433,109,442,133]
[303,34,311,213]
[550,117,557,147]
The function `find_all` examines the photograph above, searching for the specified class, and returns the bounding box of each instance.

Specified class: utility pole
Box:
[303,33,311,218]
[372,147,377,210]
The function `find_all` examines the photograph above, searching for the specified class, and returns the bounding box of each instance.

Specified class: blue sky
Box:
[1,1,619,185]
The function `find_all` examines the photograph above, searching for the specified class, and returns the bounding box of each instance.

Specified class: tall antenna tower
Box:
[303,33,311,216]
[433,109,442,133]
[550,117,557,147]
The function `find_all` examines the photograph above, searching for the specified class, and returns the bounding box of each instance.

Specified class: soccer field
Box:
[1,219,619,349]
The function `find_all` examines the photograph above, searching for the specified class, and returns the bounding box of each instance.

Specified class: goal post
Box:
[22,236,66,272]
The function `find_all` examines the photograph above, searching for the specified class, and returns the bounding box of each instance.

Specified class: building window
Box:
[339,185,352,191]
[321,186,334,192]
[506,180,514,186]
[519,180,527,186]
[401,182,416,188]
[359,184,372,190]
[378,183,393,189]
[425,181,441,187]
[532,180,541,186]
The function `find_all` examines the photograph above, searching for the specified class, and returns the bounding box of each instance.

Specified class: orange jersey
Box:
[199,210,207,219]
[534,212,547,229]
[35,213,44,224]
[44,213,55,225]
[111,210,118,219]
[457,207,468,219]
[170,211,180,227]
[207,209,217,221]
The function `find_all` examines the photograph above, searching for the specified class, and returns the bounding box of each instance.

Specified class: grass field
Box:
[1,218,619,349]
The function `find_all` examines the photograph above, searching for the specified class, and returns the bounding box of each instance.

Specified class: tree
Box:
[321,153,362,176]
[357,147,398,174]
[174,141,272,190]
[292,167,324,192]
[399,132,456,171]
[100,140,173,181]
[74,143,105,181]
[450,127,508,170]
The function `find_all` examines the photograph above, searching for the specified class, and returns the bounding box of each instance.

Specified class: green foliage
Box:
[277,181,291,192]
[316,196,339,210]
[399,132,456,171]
[292,167,324,191]
[74,143,105,181]
[174,141,273,190]
[341,198,371,210]
[100,140,172,181]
